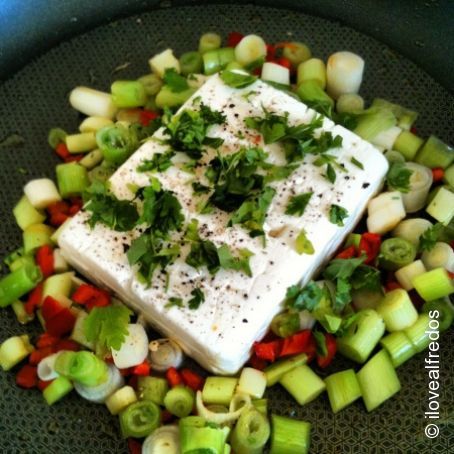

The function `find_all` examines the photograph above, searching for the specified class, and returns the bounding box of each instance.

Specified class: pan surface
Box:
[0,3,453,453]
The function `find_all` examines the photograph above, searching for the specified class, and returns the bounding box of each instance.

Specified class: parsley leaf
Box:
[313,330,328,357]
[351,156,364,169]
[285,281,324,311]
[163,68,189,93]
[163,104,226,160]
[325,163,337,183]
[220,70,257,88]
[295,229,315,255]
[230,186,276,237]
[84,305,132,351]
[386,162,413,193]
[137,150,175,173]
[84,181,139,232]
[329,204,349,226]
[217,245,253,277]
[165,297,184,308]
[419,222,444,252]
[188,288,205,310]
[286,192,313,216]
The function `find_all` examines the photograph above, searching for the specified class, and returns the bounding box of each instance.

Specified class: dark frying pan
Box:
[0,1,453,453]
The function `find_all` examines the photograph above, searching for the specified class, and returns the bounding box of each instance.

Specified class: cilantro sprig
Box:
[137,150,175,173]
[386,162,413,193]
[285,192,313,216]
[329,204,349,226]
[419,222,444,252]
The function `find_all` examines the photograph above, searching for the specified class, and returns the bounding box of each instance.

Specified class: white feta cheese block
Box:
[59,74,388,375]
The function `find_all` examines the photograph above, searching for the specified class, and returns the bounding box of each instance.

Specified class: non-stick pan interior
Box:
[0,4,452,453]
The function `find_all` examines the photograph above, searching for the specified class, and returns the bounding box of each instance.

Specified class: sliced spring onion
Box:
[376,289,418,332]
[379,237,417,270]
[13,195,46,230]
[42,272,74,303]
[11,300,34,324]
[393,130,424,161]
[354,107,396,141]
[202,376,238,406]
[367,191,405,234]
[297,57,326,88]
[56,162,89,198]
[252,398,268,415]
[380,332,416,367]
[111,80,147,108]
[75,363,124,404]
[0,264,42,308]
[95,124,137,166]
[180,416,228,454]
[164,386,195,418]
[403,314,431,352]
[69,86,117,119]
[0,335,34,371]
[357,349,401,412]
[79,148,104,169]
[296,79,334,109]
[264,353,308,387]
[199,32,222,53]
[282,42,311,67]
[79,116,113,133]
[371,98,418,130]
[351,288,384,311]
[234,35,267,66]
[443,163,454,187]
[270,312,300,338]
[261,62,290,85]
[203,47,235,75]
[370,126,401,150]
[142,425,180,454]
[421,298,454,333]
[326,51,364,99]
[392,218,433,247]
[119,400,161,438]
[138,73,163,96]
[155,86,196,108]
[324,369,362,413]
[412,267,454,301]
[415,135,454,169]
[138,376,169,406]
[70,311,95,350]
[336,93,364,114]
[37,352,61,381]
[23,223,54,254]
[149,48,180,77]
[236,367,267,399]
[106,385,137,415]
[66,132,97,153]
[269,414,311,454]
[230,407,270,454]
[426,186,454,225]
[395,260,427,291]
[298,310,316,330]
[43,376,74,406]
[336,309,385,363]
[421,241,454,272]
[280,365,326,405]
[384,150,405,164]
[179,51,203,76]
[48,127,67,149]
[148,338,184,372]
[401,162,433,213]
[112,323,148,369]
[23,178,61,209]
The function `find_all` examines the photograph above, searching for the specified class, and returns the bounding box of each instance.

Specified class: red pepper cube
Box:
[253,339,283,362]
[336,245,356,259]
[226,31,244,48]
[358,232,381,264]
[25,283,43,315]
[140,110,159,126]
[180,368,204,391]
[16,364,38,389]
[36,332,60,349]
[132,360,151,376]
[166,367,183,388]
[248,354,268,371]
[72,283,111,311]
[29,346,56,366]
[46,308,76,337]
[280,330,312,358]
[56,339,80,352]
[316,333,337,369]
[35,245,55,278]
[55,143,71,160]
[127,438,142,454]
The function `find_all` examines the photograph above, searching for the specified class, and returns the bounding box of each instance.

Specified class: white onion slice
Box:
[298,310,316,330]
[37,352,62,381]
[112,324,149,369]
[196,391,250,425]
[422,242,454,272]
[75,364,124,404]
[401,163,433,213]
[148,338,184,372]
[326,51,365,99]
[392,218,433,247]
[142,425,180,454]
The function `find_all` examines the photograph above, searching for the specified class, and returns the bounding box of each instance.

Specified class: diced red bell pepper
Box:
[316,333,337,368]
[29,346,56,366]
[132,360,151,376]
[35,245,54,278]
[47,200,70,227]
[336,245,356,259]
[64,155,83,163]
[72,283,111,311]
[127,438,142,454]
[248,354,268,371]
[358,232,381,264]
[55,142,71,160]
[227,31,244,48]
[37,379,53,391]
[16,365,38,389]
[253,339,283,362]
[279,330,312,358]
[140,110,159,127]
[25,283,43,315]
[49,211,70,227]
[431,168,444,183]
[46,308,76,337]
[385,281,402,292]
[181,368,204,391]
[276,57,292,70]
[266,44,276,62]
[42,296,65,321]
[56,339,80,352]
[36,332,60,349]
[68,197,83,215]
[304,335,317,363]
[166,367,183,388]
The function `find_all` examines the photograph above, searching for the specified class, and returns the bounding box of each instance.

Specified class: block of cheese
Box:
[59,74,388,374]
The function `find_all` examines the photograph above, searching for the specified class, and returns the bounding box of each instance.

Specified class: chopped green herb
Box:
[84,305,132,351]
[217,245,253,277]
[419,222,444,252]
[163,68,189,93]
[242,90,259,101]
[329,204,349,226]
[386,162,413,193]
[263,163,298,183]
[165,297,184,308]
[137,150,175,173]
[313,330,328,357]
[285,192,313,216]
[285,281,324,312]
[84,180,139,232]
[295,229,315,255]
[325,163,337,183]
[350,156,364,169]
[188,288,205,310]
[220,70,257,88]
[192,182,211,194]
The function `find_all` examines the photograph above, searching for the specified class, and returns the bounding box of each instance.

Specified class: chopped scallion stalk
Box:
[426,186,454,225]
[66,132,97,153]
[119,400,161,438]
[379,237,417,271]
[23,224,54,254]
[43,376,74,405]
[137,376,169,406]
[155,86,196,108]
[415,135,454,169]
[179,51,203,75]
[279,365,326,405]
[376,289,418,332]
[297,58,326,88]
[42,272,74,303]
[164,385,195,418]
[264,353,307,387]
[203,47,236,75]
[202,376,238,406]
[393,130,424,161]
[138,73,163,96]
[199,32,222,54]
[395,260,427,291]
[326,51,364,99]
[412,268,454,301]
[380,332,416,367]
[0,264,42,308]
[282,42,311,67]
[421,299,454,333]
[236,367,267,399]
[296,79,334,109]
[270,414,311,454]
[13,195,46,231]
[230,408,270,454]
[56,162,89,198]
[324,369,362,413]
[403,314,432,352]
[106,385,137,415]
[0,335,34,370]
